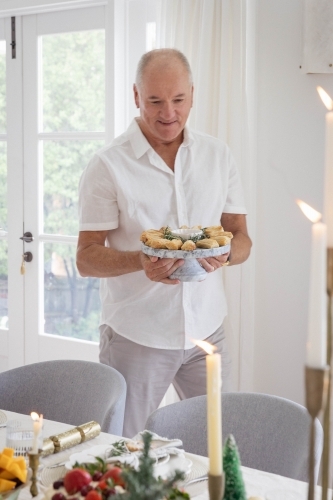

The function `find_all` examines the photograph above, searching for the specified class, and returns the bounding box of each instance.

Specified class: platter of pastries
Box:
[140,225,232,252]
[140,226,232,282]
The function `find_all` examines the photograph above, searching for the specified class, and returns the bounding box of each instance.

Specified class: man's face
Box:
[133,59,193,145]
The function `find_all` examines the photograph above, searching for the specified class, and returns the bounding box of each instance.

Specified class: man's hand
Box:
[140,253,184,285]
[196,213,252,273]
[197,253,230,273]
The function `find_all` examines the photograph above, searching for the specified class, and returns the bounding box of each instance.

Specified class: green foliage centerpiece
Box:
[112,432,189,500]
[222,435,246,500]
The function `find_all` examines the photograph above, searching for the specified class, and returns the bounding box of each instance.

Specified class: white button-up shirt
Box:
[79,119,247,349]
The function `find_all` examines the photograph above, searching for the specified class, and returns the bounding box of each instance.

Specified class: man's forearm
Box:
[228,231,252,266]
[77,244,143,278]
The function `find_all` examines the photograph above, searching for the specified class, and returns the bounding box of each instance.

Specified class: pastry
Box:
[140,230,164,242]
[214,235,231,246]
[165,239,183,250]
[146,238,170,249]
[205,225,223,232]
[196,239,219,249]
[220,231,233,239]
[181,240,196,251]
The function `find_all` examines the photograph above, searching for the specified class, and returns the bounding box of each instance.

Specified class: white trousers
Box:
[99,323,231,438]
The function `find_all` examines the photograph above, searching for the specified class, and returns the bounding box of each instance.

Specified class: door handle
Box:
[20,232,34,243]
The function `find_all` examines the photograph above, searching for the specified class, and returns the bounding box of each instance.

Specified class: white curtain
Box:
[156,0,257,397]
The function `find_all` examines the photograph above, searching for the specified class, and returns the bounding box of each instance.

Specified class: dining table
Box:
[0,409,328,500]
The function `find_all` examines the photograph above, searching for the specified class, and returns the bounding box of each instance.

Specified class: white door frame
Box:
[6,15,25,369]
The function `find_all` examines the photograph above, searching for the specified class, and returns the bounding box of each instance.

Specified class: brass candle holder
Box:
[321,247,333,500]
[208,472,224,500]
[305,366,329,500]
[28,452,40,497]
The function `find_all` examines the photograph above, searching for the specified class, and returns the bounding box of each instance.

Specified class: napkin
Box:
[104,430,184,471]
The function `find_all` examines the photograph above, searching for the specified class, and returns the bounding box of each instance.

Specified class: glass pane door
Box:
[23,7,105,363]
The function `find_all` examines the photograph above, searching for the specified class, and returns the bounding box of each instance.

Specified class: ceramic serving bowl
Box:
[141,243,230,282]
[170,229,203,240]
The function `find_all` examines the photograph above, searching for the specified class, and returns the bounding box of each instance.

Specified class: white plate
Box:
[65,443,192,480]
[41,452,200,489]
[65,444,115,469]
[0,410,7,425]
[180,453,209,498]
[154,453,192,480]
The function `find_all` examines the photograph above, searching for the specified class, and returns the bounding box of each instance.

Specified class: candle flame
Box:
[296,199,322,223]
[191,339,217,355]
[317,86,333,111]
[30,412,39,421]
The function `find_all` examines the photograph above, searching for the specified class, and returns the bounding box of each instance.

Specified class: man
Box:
[77,49,252,437]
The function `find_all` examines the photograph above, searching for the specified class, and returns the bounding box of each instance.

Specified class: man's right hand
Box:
[140,253,184,285]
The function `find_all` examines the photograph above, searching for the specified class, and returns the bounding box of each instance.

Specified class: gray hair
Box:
[135,48,193,89]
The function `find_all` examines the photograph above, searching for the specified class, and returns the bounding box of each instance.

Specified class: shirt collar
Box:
[182,125,194,147]
[128,118,194,159]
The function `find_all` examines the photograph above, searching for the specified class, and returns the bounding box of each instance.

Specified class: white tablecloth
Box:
[0,410,328,499]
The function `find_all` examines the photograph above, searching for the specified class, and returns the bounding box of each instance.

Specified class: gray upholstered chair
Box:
[146,392,323,482]
[0,360,127,436]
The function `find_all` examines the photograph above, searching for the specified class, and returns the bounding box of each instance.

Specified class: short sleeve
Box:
[223,148,247,214]
[78,154,119,231]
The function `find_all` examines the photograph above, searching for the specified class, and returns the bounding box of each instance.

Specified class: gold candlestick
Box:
[28,452,40,497]
[305,366,329,500]
[208,473,224,500]
[322,247,333,500]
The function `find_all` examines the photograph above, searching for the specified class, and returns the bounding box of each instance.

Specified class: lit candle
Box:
[39,414,44,449]
[317,87,333,248]
[297,200,327,367]
[31,412,41,454]
[192,339,222,475]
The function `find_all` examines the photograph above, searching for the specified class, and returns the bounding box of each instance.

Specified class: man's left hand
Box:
[197,253,229,273]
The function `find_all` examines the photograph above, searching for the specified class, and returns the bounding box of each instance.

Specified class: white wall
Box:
[254,0,333,404]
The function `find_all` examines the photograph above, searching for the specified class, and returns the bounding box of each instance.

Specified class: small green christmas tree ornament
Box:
[223,434,246,500]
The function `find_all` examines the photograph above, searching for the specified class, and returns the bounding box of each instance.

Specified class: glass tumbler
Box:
[6,420,35,458]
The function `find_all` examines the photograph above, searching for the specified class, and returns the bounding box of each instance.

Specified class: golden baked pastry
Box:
[165,239,183,250]
[146,238,170,249]
[205,232,225,239]
[220,231,233,239]
[140,230,164,242]
[205,225,224,232]
[214,235,231,246]
[196,239,219,249]
[181,240,196,251]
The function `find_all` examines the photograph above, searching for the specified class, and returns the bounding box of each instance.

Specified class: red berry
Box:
[85,491,102,500]
[64,469,92,494]
[53,480,64,490]
[105,488,116,497]
[101,467,125,488]
[92,471,103,481]
[97,481,107,490]
[81,485,93,496]
[52,494,66,500]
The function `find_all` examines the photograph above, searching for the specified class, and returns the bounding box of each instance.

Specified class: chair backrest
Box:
[0,360,127,435]
[145,392,323,482]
